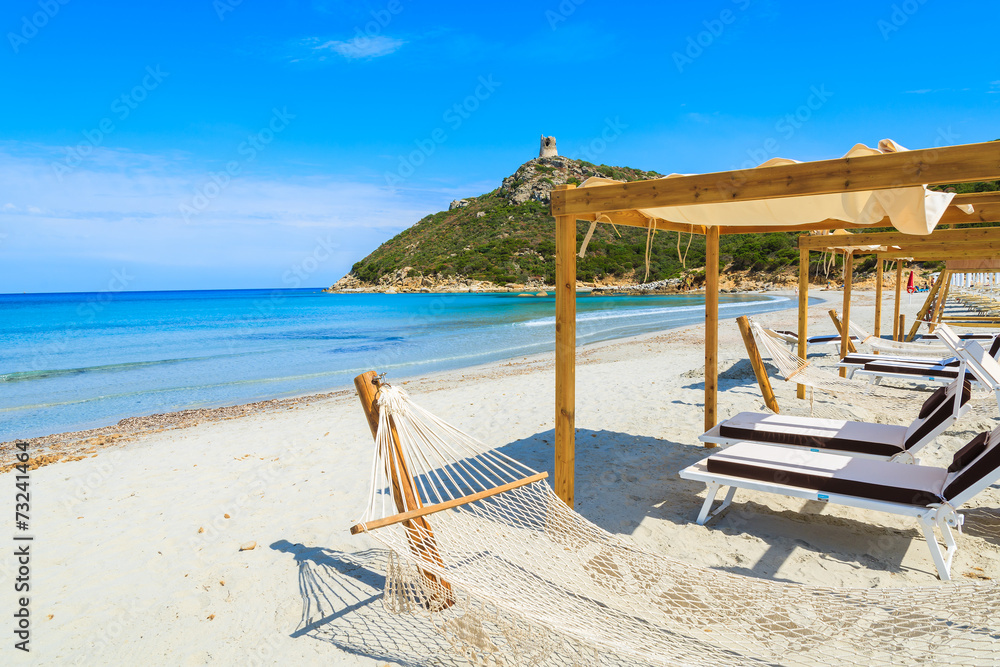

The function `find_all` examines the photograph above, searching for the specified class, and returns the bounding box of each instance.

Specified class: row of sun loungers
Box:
[954,290,1000,316]
[682,325,1000,580]
[839,332,1000,385]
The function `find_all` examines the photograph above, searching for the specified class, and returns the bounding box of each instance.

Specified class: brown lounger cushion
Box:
[944,432,1000,501]
[918,386,948,419]
[863,363,958,378]
[706,452,941,506]
[948,432,989,473]
[904,380,971,450]
[718,423,901,457]
[844,354,958,368]
[989,336,1000,357]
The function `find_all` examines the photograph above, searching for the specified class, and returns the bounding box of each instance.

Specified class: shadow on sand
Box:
[493,427,923,581]
[269,541,469,666]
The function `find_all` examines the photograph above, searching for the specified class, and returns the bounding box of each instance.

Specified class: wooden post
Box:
[554,184,576,508]
[898,314,906,341]
[930,270,952,332]
[797,246,809,399]
[893,261,904,340]
[705,226,720,437]
[907,271,944,341]
[874,257,884,348]
[353,371,453,607]
[737,316,779,413]
[828,309,858,355]
[840,250,854,378]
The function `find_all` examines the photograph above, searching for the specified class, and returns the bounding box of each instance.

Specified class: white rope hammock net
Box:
[355,383,1000,666]
[846,321,950,357]
[749,321,920,400]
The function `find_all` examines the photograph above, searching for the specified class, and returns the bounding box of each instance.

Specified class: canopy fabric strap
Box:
[643,216,655,283]
[578,215,609,259]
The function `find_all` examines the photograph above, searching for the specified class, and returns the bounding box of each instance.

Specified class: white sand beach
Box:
[4,289,999,666]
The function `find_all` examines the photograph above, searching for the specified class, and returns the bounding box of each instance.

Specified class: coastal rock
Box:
[449,199,470,210]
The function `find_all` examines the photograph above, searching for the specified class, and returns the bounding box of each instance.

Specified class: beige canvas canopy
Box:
[548,139,1000,507]
[578,140,972,234]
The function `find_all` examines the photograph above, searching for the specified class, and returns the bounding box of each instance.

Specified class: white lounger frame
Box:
[936,325,1000,412]
[679,458,965,580]
[700,372,970,461]
[772,330,859,354]
[845,361,961,386]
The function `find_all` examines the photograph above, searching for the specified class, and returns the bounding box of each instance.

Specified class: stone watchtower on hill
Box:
[539,135,557,158]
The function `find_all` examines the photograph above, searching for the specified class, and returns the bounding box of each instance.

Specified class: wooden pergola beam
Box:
[881,248,1000,259]
[551,141,1000,216]
[576,210,708,235]
[799,225,1000,250]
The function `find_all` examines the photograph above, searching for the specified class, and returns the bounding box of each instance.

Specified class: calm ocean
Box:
[0,288,795,440]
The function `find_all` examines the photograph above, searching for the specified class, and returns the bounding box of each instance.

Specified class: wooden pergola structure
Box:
[548,141,1000,507]
[794,223,1000,393]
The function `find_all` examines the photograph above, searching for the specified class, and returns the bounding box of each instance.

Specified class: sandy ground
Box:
[2,288,998,666]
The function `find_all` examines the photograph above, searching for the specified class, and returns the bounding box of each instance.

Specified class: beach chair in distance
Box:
[700,375,972,462]
[680,425,1000,580]
[925,330,998,342]
[841,335,1000,386]
[936,325,1000,412]
[770,329,859,353]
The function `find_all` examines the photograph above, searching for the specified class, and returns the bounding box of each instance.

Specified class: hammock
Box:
[351,376,1000,666]
[749,321,920,401]
[846,321,949,357]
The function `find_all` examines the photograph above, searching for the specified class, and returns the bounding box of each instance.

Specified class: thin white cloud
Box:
[905,89,933,94]
[0,142,450,291]
[312,35,404,60]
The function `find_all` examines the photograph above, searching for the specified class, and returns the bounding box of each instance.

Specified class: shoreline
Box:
[1,290,808,463]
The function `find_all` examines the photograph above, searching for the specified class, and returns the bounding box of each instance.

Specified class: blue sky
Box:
[1,0,997,292]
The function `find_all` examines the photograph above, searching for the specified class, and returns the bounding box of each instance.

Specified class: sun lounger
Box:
[925,331,997,342]
[771,330,859,352]
[700,375,972,461]
[936,325,1000,412]
[680,425,1000,579]
[842,335,1000,386]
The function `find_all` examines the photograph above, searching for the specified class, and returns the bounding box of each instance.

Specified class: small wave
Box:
[516,297,784,328]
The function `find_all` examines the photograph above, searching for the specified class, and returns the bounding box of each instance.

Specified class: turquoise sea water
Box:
[0,288,795,440]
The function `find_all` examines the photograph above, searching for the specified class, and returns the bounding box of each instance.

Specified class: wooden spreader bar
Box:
[350,471,549,535]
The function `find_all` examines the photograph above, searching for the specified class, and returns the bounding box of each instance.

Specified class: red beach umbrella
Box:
[906,270,915,293]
